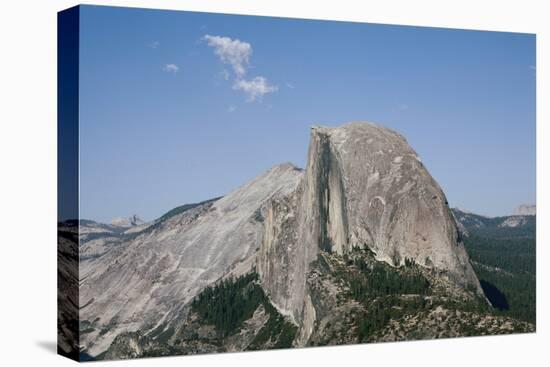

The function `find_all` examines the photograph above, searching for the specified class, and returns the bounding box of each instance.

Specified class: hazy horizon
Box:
[77,5,536,223]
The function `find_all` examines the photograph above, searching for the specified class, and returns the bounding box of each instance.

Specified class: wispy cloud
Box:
[163,64,180,73]
[220,69,230,81]
[148,41,160,49]
[286,83,295,89]
[233,77,278,102]
[203,34,277,102]
[203,35,252,78]
[398,104,409,111]
[227,105,236,113]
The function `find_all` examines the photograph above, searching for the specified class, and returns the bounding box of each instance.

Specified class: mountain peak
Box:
[268,161,303,173]
[258,121,484,342]
[111,214,144,227]
[513,204,536,216]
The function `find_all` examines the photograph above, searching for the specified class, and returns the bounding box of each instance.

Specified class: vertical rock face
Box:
[306,126,350,254]
[257,122,482,344]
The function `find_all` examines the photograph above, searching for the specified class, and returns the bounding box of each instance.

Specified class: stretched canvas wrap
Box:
[58,5,536,362]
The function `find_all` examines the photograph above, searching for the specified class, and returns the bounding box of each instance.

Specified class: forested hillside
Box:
[453,209,536,324]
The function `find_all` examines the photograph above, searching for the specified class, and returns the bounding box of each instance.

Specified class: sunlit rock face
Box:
[257,122,483,344]
[79,163,303,356]
[513,204,536,216]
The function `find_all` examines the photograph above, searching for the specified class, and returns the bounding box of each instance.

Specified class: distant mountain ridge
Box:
[514,204,536,216]
[111,214,145,227]
[453,208,536,325]
[452,208,536,238]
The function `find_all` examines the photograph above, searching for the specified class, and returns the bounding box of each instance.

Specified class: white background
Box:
[0,0,547,366]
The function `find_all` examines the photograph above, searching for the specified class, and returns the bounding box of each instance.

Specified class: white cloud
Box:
[203,35,252,77]
[148,41,160,49]
[220,69,230,81]
[286,83,295,89]
[204,34,277,102]
[227,105,236,113]
[163,64,179,73]
[233,77,278,102]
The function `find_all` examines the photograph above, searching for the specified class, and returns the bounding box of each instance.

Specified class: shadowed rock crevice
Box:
[314,127,350,254]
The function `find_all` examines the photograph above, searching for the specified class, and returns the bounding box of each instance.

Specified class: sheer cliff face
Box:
[258,122,482,344]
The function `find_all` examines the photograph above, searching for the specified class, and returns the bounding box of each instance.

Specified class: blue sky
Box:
[78,5,536,222]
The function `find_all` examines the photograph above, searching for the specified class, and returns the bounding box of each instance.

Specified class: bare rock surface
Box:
[111,214,145,228]
[513,204,536,216]
[499,216,528,228]
[308,123,479,282]
[257,122,483,344]
[79,163,303,355]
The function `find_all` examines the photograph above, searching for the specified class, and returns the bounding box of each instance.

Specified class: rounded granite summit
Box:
[258,121,484,344]
[307,121,479,285]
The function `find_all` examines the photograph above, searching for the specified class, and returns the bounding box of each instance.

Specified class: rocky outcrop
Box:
[79,163,303,356]
[111,214,145,227]
[514,204,536,216]
[499,216,528,228]
[257,122,483,344]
